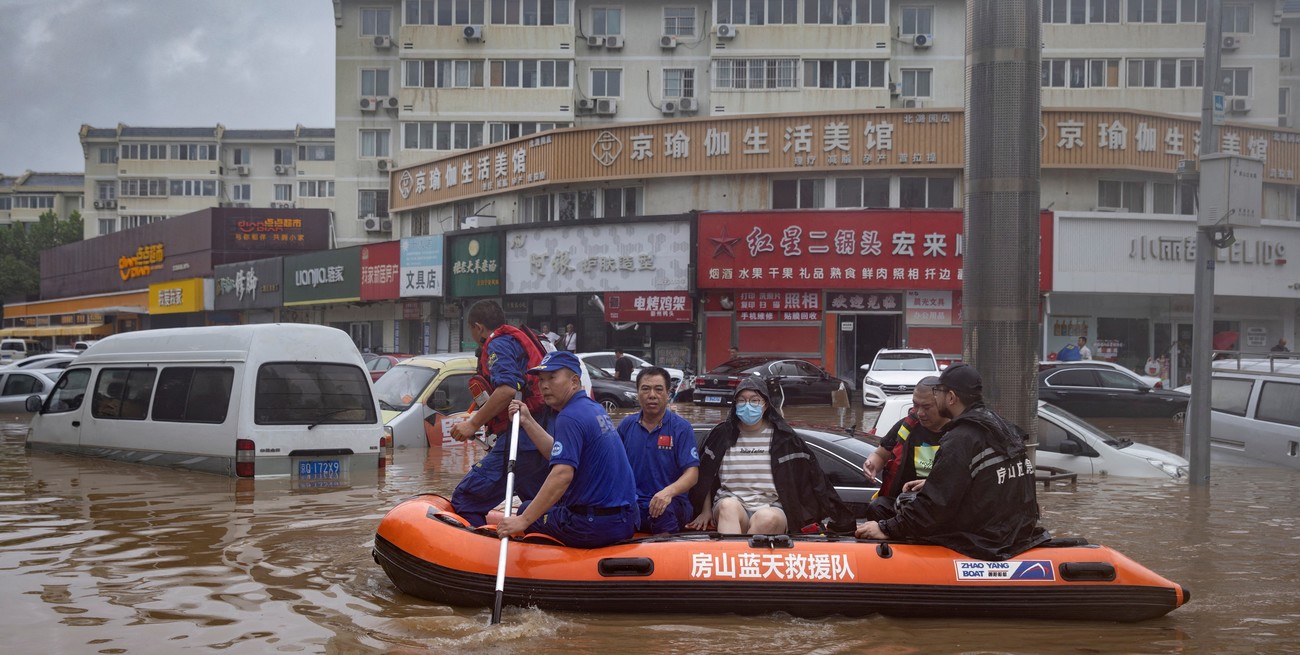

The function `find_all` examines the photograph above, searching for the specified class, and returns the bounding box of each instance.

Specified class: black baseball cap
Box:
[936,363,982,395]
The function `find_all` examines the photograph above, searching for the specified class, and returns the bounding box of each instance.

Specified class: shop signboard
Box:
[736,291,822,322]
[399,235,444,298]
[282,247,361,306]
[700,211,1053,291]
[504,220,691,295]
[905,290,954,326]
[604,292,693,323]
[148,278,212,314]
[213,257,283,311]
[826,291,902,314]
[362,241,401,301]
[447,233,500,298]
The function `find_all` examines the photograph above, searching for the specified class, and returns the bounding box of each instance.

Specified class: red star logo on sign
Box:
[710,225,742,259]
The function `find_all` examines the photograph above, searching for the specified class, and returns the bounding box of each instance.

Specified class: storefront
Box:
[147,278,214,328]
[697,210,1052,377]
[385,236,444,354]
[1049,212,1299,385]
[213,257,284,324]
[282,247,370,349]
[445,231,501,350]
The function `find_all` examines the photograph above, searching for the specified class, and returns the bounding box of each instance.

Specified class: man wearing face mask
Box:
[450,299,552,527]
[855,363,1050,560]
[687,377,855,535]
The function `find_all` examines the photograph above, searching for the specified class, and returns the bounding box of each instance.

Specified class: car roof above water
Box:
[75,324,365,365]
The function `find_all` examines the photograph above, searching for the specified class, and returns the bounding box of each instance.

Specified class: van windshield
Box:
[372,365,438,411]
[254,362,377,425]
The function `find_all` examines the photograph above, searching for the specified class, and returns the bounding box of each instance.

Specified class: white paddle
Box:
[490,391,523,625]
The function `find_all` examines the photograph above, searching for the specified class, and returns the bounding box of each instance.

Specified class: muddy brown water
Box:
[2,406,1298,654]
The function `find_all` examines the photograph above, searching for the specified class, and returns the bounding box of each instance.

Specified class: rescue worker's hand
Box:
[649,489,674,518]
[450,420,478,443]
[902,479,926,492]
[507,399,537,429]
[863,452,884,482]
[855,521,887,540]
[685,508,712,531]
[497,515,530,538]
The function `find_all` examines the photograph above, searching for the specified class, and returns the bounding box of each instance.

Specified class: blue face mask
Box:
[735,402,764,426]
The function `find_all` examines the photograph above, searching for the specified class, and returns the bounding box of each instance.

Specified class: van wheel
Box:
[598,396,619,412]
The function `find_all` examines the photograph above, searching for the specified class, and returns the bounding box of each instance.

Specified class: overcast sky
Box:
[0,0,335,175]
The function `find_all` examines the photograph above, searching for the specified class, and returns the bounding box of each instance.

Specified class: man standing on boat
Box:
[498,351,638,548]
[855,364,1049,560]
[862,376,946,521]
[618,366,699,533]
[450,300,551,527]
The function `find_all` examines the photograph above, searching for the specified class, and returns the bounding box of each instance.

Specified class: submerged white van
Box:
[25,324,384,480]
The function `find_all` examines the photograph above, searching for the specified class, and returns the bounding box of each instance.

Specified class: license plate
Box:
[298,459,340,478]
[705,395,722,404]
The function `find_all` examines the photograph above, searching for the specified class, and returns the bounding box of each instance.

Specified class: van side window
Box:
[1256,381,1300,427]
[1209,377,1253,416]
[93,368,157,420]
[152,367,235,424]
[46,369,90,413]
[255,362,377,425]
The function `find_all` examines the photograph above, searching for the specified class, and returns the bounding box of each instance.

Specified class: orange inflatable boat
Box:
[373,494,1189,621]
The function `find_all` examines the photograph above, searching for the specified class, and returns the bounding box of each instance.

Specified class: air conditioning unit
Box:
[576,98,596,112]
[379,95,398,109]
[360,96,378,111]
[1222,35,1240,50]
[363,215,384,232]
[106,199,117,209]
[380,218,393,232]
[93,200,103,209]
[596,98,618,115]
[1231,98,1251,113]
[234,165,250,176]
[716,24,738,39]
[460,215,498,229]
[660,35,678,48]
[903,98,924,108]
[373,35,393,49]
[661,100,678,114]
[463,25,484,41]
[377,158,395,171]
[913,33,934,48]
[274,164,290,175]
[604,35,624,49]
[678,97,699,112]
[888,82,899,96]
[587,35,606,48]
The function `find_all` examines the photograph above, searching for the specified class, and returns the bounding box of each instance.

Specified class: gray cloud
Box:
[0,0,335,174]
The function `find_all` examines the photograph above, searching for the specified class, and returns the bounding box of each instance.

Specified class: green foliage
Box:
[0,210,84,303]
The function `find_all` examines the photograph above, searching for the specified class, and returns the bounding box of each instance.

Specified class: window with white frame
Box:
[603,186,640,218]
[663,68,696,98]
[1088,0,1119,23]
[96,181,116,200]
[274,147,294,165]
[488,122,570,142]
[1178,59,1203,87]
[1127,0,1169,23]
[900,68,932,97]
[591,6,622,35]
[405,60,486,88]
[856,0,887,23]
[169,144,218,161]
[408,0,484,25]
[716,0,765,24]
[359,190,389,217]
[119,179,168,197]
[299,180,335,197]
[663,7,696,35]
[98,218,117,235]
[900,177,954,208]
[121,215,165,229]
[1042,59,1120,88]
[1042,0,1083,23]
[1283,27,1292,59]
[1222,3,1251,33]
[361,7,393,35]
[362,68,391,96]
[900,5,933,35]
[13,194,55,209]
[1179,0,1205,22]
[1127,59,1178,88]
[489,0,570,25]
[1280,87,1291,128]
[360,130,391,158]
[1098,179,1144,211]
[299,145,334,161]
[523,193,553,222]
[1151,182,1193,215]
[489,60,569,87]
[804,60,885,89]
[556,190,598,221]
[714,58,799,90]
[771,179,825,209]
[230,147,250,165]
[274,184,293,202]
[119,144,168,160]
[833,176,890,208]
[403,121,485,150]
[232,184,251,201]
[98,147,117,164]
[1222,67,1251,96]
[766,0,798,23]
[0,197,10,210]
[168,180,218,197]
[411,210,432,236]
[590,68,622,97]
[804,0,856,25]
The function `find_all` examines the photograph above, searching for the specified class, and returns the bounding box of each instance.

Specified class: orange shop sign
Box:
[120,243,165,281]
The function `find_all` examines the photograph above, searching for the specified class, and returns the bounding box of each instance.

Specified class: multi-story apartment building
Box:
[0,172,84,226]
[79,124,336,239]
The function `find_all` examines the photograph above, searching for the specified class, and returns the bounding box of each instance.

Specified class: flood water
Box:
[2,404,1298,654]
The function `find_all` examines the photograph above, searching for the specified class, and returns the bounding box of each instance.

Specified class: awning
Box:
[0,323,114,338]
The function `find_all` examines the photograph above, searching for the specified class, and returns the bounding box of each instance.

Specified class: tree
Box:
[0,210,84,304]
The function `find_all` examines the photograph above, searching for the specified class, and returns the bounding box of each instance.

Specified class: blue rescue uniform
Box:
[524,391,638,548]
[618,410,699,533]
[451,333,549,527]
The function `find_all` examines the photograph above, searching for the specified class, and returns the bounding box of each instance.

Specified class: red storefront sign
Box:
[360,241,400,301]
[737,290,822,322]
[604,292,693,323]
[697,210,1053,290]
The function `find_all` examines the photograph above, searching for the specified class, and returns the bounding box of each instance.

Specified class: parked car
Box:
[366,354,414,382]
[1182,369,1300,470]
[693,357,848,407]
[0,338,50,361]
[0,353,78,371]
[584,361,640,412]
[73,340,100,351]
[1037,365,1188,420]
[0,369,59,413]
[860,348,941,407]
[1039,360,1161,388]
[691,423,880,518]
[372,353,477,449]
[871,395,1187,479]
[577,351,686,390]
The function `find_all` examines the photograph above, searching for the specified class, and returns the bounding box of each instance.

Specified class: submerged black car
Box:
[1038,366,1188,420]
[584,361,640,412]
[692,357,851,407]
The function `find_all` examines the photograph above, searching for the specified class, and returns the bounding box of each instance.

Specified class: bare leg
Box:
[747,507,788,535]
[714,497,749,534]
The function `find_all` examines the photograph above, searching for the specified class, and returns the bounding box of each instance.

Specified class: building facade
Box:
[0,172,84,225]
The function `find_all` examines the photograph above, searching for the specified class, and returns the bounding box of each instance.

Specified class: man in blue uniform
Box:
[498,351,638,548]
[618,366,699,533]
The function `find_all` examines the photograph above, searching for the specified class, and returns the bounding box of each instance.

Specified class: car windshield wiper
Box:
[307,407,359,430]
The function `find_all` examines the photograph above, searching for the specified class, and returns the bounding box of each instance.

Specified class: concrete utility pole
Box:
[1187,1,1224,486]
[963,0,1041,445]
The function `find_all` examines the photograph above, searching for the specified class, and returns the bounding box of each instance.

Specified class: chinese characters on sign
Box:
[604,292,693,323]
[400,235,444,298]
[157,287,184,307]
[688,552,855,581]
[904,290,956,326]
[829,292,902,313]
[504,222,691,294]
[119,243,165,281]
[234,217,305,243]
[737,291,822,322]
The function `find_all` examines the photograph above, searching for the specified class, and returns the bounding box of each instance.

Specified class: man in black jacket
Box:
[855,363,1049,560]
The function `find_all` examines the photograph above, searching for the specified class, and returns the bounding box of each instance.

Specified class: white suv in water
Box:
[860,348,940,407]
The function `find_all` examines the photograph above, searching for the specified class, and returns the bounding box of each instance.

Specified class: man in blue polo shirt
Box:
[618,366,699,533]
[498,351,638,548]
